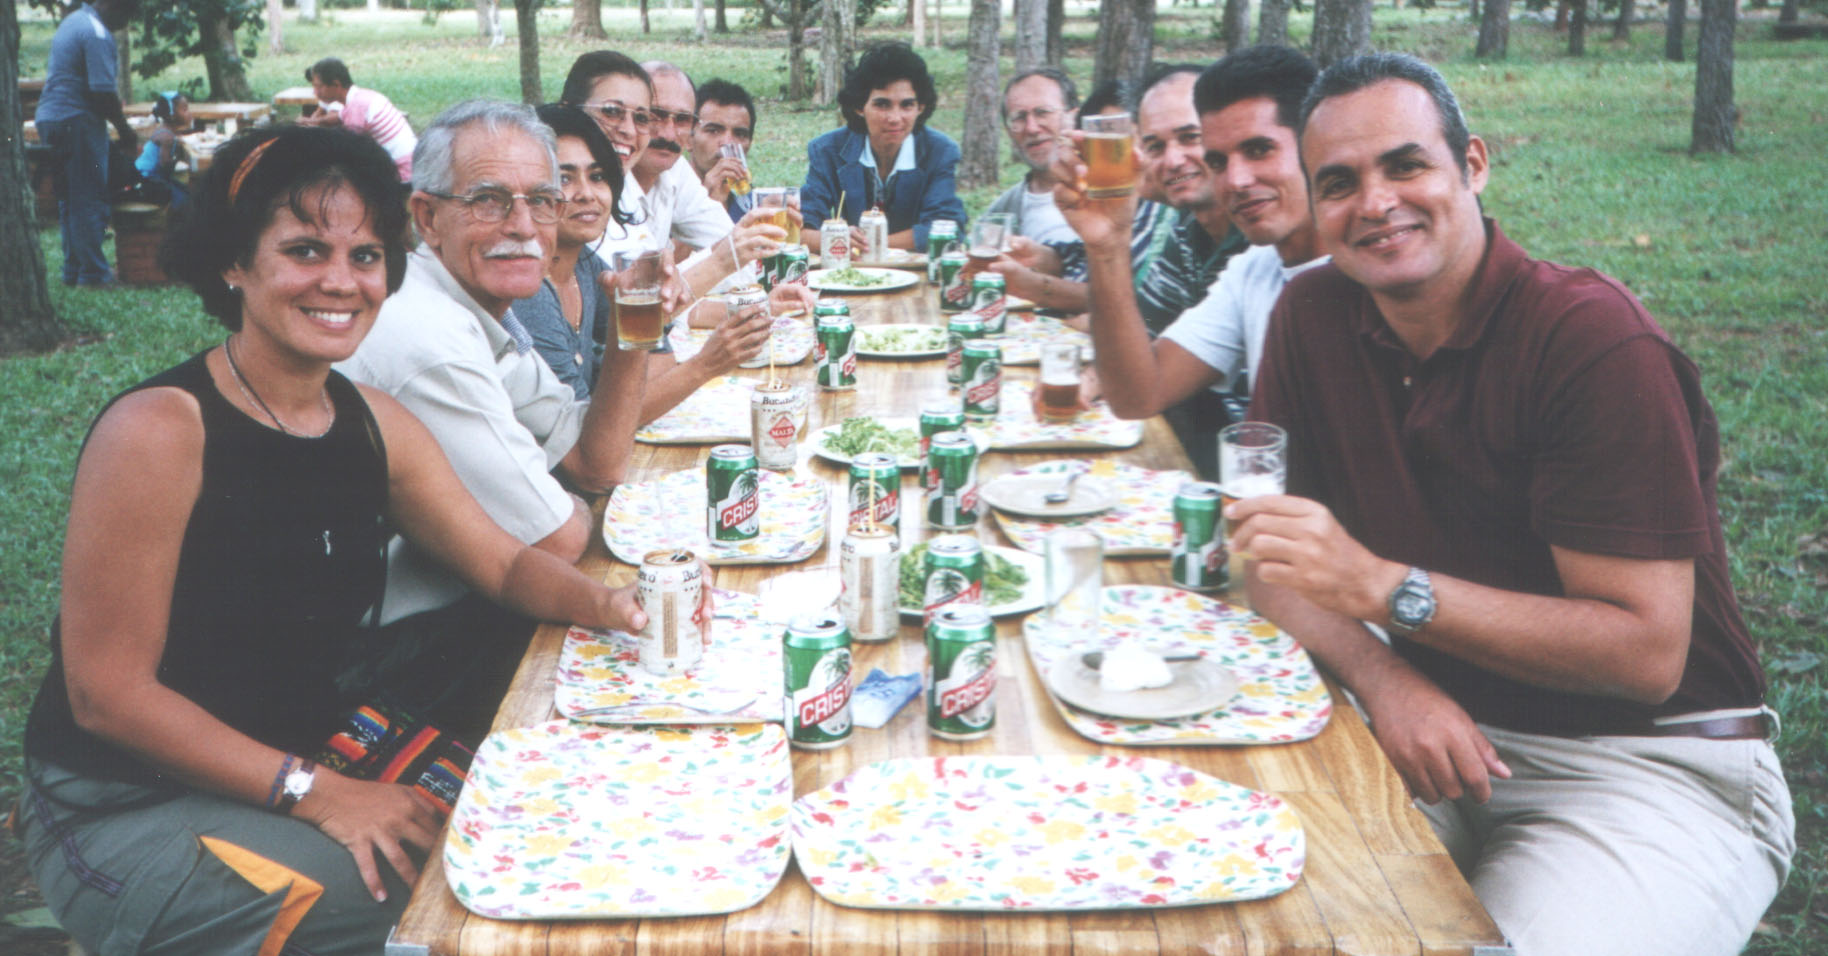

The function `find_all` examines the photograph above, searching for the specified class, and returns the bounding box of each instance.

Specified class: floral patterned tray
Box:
[636,375,753,444]
[1023,586,1332,746]
[602,468,828,565]
[555,589,784,723]
[979,382,1144,451]
[986,316,1094,366]
[991,460,1190,556]
[668,315,815,368]
[445,721,793,920]
[791,755,1304,911]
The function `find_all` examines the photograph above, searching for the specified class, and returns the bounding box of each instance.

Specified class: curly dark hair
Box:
[160,125,409,330]
[837,42,937,135]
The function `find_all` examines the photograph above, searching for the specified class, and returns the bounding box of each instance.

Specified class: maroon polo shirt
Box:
[1251,219,1765,737]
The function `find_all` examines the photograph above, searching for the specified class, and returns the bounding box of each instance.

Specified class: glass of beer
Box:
[781,185,803,248]
[719,142,751,196]
[963,215,1011,281]
[1038,342,1082,423]
[1080,113,1136,199]
[754,186,792,238]
[611,249,665,351]
[1218,422,1287,585]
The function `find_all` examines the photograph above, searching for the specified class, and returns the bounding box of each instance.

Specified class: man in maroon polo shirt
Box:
[1228,53,1793,956]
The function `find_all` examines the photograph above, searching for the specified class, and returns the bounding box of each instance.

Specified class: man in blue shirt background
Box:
[35,0,141,287]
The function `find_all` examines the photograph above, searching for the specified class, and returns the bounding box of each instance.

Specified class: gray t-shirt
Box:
[35,5,117,124]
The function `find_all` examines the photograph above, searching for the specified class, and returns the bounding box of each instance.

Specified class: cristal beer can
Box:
[636,548,704,676]
[778,245,810,286]
[925,431,980,530]
[814,314,857,390]
[937,248,970,313]
[945,312,986,388]
[783,612,853,749]
[926,603,996,740]
[847,452,900,536]
[921,534,985,625]
[1170,481,1227,591]
[960,340,1003,422]
[926,219,958,283]
[820,219,851,270]
[750,380,805,471]
[919,398,966,490]
[840,523,901,643]
[706,444,761,542]
[967,272,1007,334]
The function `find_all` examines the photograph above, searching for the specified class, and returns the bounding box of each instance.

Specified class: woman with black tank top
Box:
[19,126,708,955]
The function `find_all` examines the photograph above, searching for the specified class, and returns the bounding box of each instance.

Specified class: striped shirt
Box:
[1134,212,1247,336]
[337,86,416,182]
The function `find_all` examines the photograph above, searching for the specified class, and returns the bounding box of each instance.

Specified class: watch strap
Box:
[275,758,317,814]
[1386,566,1436,636]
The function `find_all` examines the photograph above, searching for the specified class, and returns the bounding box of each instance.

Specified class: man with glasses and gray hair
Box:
[983,67,1079,245]
[336,99,652,719]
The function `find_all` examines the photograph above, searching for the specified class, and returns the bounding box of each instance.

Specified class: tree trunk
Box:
[516,0,541,105]
[267,0,284,54]
[1259,0,1291,45]
[299,0,319,23]
[1045,0,1064,65]
[1,0,65,353]
[819,0,856,105]
[787,0,808,100]
[960,0,1001,189]
[1554,0,1568,29]
[1691,0,1735,153]
[911,0,927,45]
[1476,0,1509,56]
[571,0,608,39]
[693,0,708,39]
[1469,0,1480,22]
[1014,0,1046,69]
[1613,0,1631,39]
[716,0,728,32]
[1311,0,1372,67]
[1095,0,1153,91]
[1665,0,1686,58]
[641,0,651,33]
[1568,0,1587,54]
[476,0,505,45]
[200,14,254,102]
[1778,0,1798,24]
[1221,0,1251,51]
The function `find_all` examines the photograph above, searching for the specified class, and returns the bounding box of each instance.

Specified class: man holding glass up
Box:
[1228,53,1792,956]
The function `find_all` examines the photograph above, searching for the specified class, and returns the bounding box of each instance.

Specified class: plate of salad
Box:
[807,266,919,293]
[811,417,986,470]
[855,324,949,359]
[897,541,1044,619]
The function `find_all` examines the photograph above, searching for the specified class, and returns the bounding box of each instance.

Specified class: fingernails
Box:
[375,890,388,902]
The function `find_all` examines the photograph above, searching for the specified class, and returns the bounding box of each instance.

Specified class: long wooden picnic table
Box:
[388,275,1512,955]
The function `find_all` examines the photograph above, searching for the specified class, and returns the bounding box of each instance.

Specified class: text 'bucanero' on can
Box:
[926,603,996,740]
[784,611,853,749]
[840,523,901,643]
[636,548,704,676]
[750,380,805,472]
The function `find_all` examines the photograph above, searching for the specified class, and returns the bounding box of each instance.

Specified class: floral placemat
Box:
[791,755,1304,911]
[636,375,753,444]
[986,316,1094,366]
[979,382,1144,451]
[445,721,793,919]
[991,460,1189,556]
[668,315,815,368]
[1022,586,1332,745]
[555,589,784,724]
[603,468,828,566]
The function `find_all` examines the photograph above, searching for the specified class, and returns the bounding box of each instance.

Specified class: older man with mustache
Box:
[337,100,653,727]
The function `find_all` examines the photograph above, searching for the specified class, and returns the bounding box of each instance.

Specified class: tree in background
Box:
[1568,0,1588,55]
[571,0,608,39]
[515,0,540,103]
[135,0,264,101]
[1013,0,1045,70]
[820,0,859,104]
[757,0,813,100]
[1691,0,1736,153]
[476,0,505,46]
[1613,0,1633,39]
[2,0,63,354]
[1478,0,1512,57]
[1093,0,1155,93]
[1220,0,1251,52]
[1312,0,1372,66]
[1046,0,1064,66]
[1666,0,1686,60]
[960,0,1000,188]
[1260,0,1293,46]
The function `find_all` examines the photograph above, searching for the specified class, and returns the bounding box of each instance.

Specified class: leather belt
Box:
[1642,712,1772,740]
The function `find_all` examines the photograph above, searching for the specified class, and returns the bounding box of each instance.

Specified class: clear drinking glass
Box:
[781,185,803,247]
[1046,528,1104,648]
[1037,342,1081,423]
[1079,113,1136,199]
[719,142,751,196]
[753,186,791,240]
[611,249,665,351]
[1218,422,1287,584]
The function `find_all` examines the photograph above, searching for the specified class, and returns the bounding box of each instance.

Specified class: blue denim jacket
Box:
[799,126,969,251]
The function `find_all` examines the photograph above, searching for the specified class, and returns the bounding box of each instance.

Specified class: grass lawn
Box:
[6,6,1827,951]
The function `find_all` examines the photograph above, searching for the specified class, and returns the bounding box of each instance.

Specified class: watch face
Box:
[285,770,314,797]
[1395,591,1429,622]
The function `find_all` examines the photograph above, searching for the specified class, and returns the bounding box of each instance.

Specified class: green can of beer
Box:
[960,340,1003,422]
[945,313,986,388]
[925,603,996,740]
[778,245,810,286]
[847,452,901,535]
[921,534,985,623]
[814,314,857,390]
[783,611,853,749]
[968,273,1008,334]
[706,444,761,542]
[926,221,958,284]
[937,249,971,313]
[759,250,781,291]
[918,398,966,490]
[812,297,850,319]
[1171,481,1228,591]
[925,432,980,530]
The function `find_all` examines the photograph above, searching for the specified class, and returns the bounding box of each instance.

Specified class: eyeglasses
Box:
[584,101,653,129]
[1005,107,1062,130]
[650,108,698,127]
[424,188,567,224]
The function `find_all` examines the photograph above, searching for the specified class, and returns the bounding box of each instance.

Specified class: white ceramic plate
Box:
[978,469,1118,519]
[1045,654,1241,720]
[810,418,987,470]
[855,324,949,359]
[807,267,920,293]
[898,544,1045,619]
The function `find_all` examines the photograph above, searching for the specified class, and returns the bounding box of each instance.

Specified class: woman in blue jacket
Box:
[800,42,968,257]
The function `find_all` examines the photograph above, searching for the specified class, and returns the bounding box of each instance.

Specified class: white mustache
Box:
[483,239,545,259]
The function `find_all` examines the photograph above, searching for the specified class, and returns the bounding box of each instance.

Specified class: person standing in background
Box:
[35,0,141,287]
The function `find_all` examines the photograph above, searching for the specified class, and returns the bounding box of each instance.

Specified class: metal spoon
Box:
[1044,469,1083,504]
[1080,651,1202,670]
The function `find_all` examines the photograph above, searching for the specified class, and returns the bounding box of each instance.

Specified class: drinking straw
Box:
[864,474,878,533]
[835,194,845,223]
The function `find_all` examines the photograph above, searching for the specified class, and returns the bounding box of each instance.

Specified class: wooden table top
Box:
[388,280,1511,955]
[124,101,271,124]
[271,85,320,107]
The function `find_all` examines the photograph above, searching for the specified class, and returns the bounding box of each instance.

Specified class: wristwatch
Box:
[1386,566,1437,636]
[276,759,317,813]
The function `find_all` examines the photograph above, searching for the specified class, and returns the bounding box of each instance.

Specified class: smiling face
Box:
[859,79,922,158]
[1136,74,1214,213]
[1199,96,1311,257]
[1300,79,1489,303]
[690,99,753,178]
[221,183,388,364]
[585,72,654,171]
[413,126,557,317]
[1003,74,1072,171]
[635,70,695,184]
[555,135,614,250]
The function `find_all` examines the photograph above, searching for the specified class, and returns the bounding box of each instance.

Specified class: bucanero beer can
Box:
[926,220,958,283]
[945,312,986,388]
[960,340,1003,422]
[926,603,996,740]
[925,431,980,530]
[706,444,761,542]
[1170,481,1228,591]
[847,452,900,536]
[967,273,1007,334]
[921,533,985,625]
[937,248,970,313]
[636,548,704,676]
[749,380,805,471]
[858,208,889,261]
[814,314,857,390]
[783,611,853,749]
[918,398,966,490]
[820,220,851,270]
[778,245,810,286]
[840,523,901,643]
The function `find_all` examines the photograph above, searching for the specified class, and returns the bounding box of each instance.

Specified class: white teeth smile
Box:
[304,309,356,326]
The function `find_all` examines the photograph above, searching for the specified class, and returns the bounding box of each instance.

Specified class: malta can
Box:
[814,314,857,390]
[926,220,958,283]
[926,603,996,740]
[706,444,761,542]
[636,548,704,676]
[925,431,980,530]
[840,523,901,643]
[945,312,986,388]
[921,533,985,625]
[847,452,901,535]
[1171,481,1228,591]
[967,273,1008,334]
[960,340,1003,422]
[937,248,971,313]
[750,381,806,471]
[783,611,853,749]
[918,398,966,490]
[820,220,851,270]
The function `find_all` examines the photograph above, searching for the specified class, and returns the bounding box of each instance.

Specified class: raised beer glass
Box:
[719,142,751,196]
[1080,113,1136,199]
[754,187,792,236]
[781,185,803,247]
[1218,422,1287,587]
[1037,342,1082,423]
[611,248,666,351]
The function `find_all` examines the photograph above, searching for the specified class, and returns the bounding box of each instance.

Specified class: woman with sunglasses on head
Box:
[18,125,674,955]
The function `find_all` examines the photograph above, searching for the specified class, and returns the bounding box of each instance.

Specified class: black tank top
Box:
[27,350,389,785]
